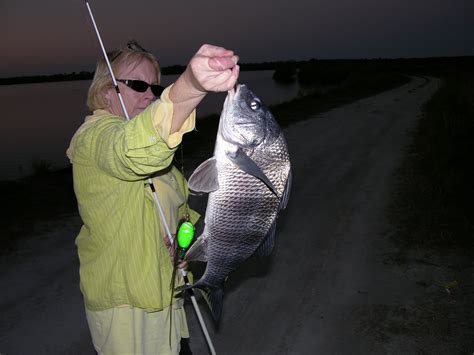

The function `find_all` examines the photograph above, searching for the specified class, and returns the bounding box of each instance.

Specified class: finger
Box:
[220,65,239,86]
[208,55,239,71]
[219,65,239,90]
[231,64,240,81]
[206,67,239,92]
[198,43,234,57]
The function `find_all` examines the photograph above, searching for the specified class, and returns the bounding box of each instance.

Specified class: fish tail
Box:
[195,284,225,322]
[175,280,225,322]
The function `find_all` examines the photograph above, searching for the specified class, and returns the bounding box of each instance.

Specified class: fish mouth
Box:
[227,83,241,101]
[221,83,241,118]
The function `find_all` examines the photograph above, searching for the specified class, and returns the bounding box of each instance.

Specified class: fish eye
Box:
[250,100,261,111]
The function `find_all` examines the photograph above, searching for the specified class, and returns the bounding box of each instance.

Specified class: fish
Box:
[181,84,292,321]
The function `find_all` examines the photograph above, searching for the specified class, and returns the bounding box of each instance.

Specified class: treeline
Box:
[0,66,188,85]
[0,65,191,85]
[0,71,94,85]
[0,62,279,85]
[0,63,270,85]
[2,56,472,86]
[271,56,474,86]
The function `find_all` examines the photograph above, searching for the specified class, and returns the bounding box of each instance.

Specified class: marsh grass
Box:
[375,64,474,352]
[389,70,474,254]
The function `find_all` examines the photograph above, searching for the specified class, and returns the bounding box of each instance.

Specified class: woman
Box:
[67,42,239,354]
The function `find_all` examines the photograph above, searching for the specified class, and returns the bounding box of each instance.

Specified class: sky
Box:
[2,0,473,77]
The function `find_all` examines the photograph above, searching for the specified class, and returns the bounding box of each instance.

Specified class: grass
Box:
[361,66,474,352]
[389,70,474,254]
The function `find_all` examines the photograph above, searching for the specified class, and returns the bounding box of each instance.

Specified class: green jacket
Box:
[68,86,198,311]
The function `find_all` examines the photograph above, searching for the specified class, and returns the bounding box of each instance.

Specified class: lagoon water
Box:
[0,71,299,181]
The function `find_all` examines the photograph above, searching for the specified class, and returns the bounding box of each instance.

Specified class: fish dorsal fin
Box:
[188,157,219,194]
[228,148,278,196]
[279,168,292,211]
[254,218,277,257]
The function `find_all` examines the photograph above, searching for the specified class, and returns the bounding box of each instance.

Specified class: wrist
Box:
[175,67,206,100]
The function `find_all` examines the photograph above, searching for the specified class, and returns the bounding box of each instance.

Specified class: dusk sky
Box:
[2,0,473,77]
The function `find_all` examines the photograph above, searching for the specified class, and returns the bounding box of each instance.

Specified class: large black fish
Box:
[183,84,292,320]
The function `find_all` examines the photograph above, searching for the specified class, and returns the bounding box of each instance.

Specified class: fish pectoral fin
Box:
[228,148,278,196]
[279,168,292,211]
[184,235,208,262]
[254,218,277,257]
[188,157,219,194]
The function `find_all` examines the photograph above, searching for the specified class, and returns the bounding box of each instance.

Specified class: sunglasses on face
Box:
[117,79,164,97]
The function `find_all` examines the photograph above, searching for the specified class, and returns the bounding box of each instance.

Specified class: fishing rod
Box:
[84,2,216,354]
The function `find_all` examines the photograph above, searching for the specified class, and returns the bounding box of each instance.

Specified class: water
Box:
[0,71,298,181]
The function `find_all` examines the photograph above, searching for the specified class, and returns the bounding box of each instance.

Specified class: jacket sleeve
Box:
[72,85,196,180]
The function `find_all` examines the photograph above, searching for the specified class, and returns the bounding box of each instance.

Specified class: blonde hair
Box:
[87,41,161,111]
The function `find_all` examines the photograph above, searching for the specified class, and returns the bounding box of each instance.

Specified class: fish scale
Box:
[182,84,292,321]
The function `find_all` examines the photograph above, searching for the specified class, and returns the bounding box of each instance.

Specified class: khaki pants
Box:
[85,303,189,355]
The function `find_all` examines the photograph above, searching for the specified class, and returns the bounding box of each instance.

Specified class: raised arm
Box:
[169,44,240,133]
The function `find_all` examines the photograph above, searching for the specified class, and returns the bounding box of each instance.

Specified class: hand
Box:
[168,44,239,133]
[178,260,188,270]
[184,44,240,95]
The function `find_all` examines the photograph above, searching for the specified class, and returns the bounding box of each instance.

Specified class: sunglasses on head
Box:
[117,79,164,97]
[108,41,149,62]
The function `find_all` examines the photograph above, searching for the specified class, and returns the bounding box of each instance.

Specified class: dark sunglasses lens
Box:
[151,85,164,97]
[129,80,148,93]
[123,80,163,96]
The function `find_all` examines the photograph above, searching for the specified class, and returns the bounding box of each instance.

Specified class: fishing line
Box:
[177,143,195,253]
[84,2,215,354]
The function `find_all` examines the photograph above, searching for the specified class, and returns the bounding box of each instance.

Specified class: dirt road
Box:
[186,76,442,354]
[0,76,441,354]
